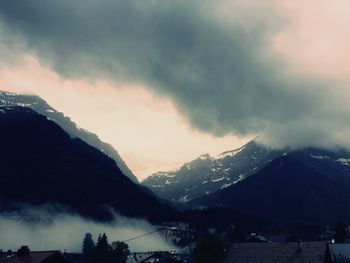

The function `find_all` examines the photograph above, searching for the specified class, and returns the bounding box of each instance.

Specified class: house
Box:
[127,251,190,263]
[319,231,336,242]
[127,252,155,263]
[247,233,268,243]
[62,253,83,263]
[326,243,350,262]
[224,242,328,263]
[0,246,69,263]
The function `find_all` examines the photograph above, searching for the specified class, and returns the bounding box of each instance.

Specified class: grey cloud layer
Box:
[0,0,348,149]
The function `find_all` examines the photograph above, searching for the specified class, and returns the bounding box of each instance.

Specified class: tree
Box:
[111,241,130,263]
[227,224,246,243]
[192,233,228,263]
[335,221,347,243]
[285,230,299,242]
[82,233,95,263]
[95,233,110,263]
[82,233,96,254]
[81,233,130,263]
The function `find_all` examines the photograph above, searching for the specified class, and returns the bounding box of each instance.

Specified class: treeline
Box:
[81,233,130,263]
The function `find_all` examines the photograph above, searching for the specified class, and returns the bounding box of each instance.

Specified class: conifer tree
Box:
[82,233,95,263]
[335,221,348,243]
[95,233,110,263]
[82,233,95,254]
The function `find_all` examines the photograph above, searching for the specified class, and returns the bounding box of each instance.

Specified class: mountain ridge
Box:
[142,140,283,203]
[189,147,350,224]
[0,106,173,222]
[0,90,138,183]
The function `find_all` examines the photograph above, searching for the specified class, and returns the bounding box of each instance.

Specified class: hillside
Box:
[142,141,283,203]
[0,106,172,222]
[0,91,138,183]
[190,148,350,224]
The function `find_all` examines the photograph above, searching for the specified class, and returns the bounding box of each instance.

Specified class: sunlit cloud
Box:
[0,56,247,179]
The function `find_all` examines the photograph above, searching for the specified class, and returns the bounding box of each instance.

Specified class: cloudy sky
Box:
[0,0,350,179]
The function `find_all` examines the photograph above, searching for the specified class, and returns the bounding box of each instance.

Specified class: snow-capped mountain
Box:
[143,135,350,223]
[190,147,350,224]
[142,140,284,203]
[0,91,138,183]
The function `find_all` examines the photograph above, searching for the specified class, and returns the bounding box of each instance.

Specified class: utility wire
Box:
[122,226,187,243]
[122,229,163,243]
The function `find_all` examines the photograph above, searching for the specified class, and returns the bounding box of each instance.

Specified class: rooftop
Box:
[224,242,328,263]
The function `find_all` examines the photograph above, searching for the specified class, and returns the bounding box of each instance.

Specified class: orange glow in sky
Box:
[0,57,249,179]
[1,1,350,179]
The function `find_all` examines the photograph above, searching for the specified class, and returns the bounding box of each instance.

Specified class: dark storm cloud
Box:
[0,0,348,149]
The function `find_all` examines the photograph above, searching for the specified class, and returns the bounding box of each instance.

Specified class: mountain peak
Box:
[199,153,211,160]
[142,140,282,203]
[0,90,138,183]
[190,146,350,224]
[0,106,172,221]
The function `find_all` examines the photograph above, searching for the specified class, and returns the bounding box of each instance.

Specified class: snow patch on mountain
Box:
[232,175,245,184]
[221,182,232,189]
[216,145,246,159]
[212,177,225,182]
[310,154,330,160]
[178,195,191,203]
[199,153,212,161]
[337,158,350,166]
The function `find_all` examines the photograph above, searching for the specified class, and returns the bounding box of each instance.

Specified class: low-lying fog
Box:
[0,208,177,253]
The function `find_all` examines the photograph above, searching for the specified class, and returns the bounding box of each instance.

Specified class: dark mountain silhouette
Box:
[0,106,173,222]
[190,148,350,224]
[0,91,138,183]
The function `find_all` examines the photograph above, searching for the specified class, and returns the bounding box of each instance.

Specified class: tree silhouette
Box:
[95,233,110,263]
[82,233,96,254]
[228,224,246,243]
[335,221,348,243]
[111,241,130,263]
[81,233,129,263]
[82,233,96,263]
[192,233,228,263]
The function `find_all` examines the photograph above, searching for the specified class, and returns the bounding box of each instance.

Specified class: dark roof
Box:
[328,244,350,261]
[141,252,173,263]
[0,251,68,263]
[128,252,189,263]
[224,242,328,263]
[62,253,83,263]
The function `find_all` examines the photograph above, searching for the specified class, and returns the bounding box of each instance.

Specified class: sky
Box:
[0,0,350,179]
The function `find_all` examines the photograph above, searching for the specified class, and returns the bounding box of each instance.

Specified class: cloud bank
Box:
[0,0,349,149]
[0,209,176,253]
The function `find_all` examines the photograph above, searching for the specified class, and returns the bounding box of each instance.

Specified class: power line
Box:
[122,229,163,243]
[122,226,189,243]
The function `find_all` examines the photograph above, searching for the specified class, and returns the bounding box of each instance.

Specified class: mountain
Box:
[190,148,350,224]
[0,91,138,183]
[142,141,283,203]
[0,106,173,222]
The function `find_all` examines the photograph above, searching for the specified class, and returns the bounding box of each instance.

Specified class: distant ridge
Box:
[190,147,350,224]
[142,140,282,202]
